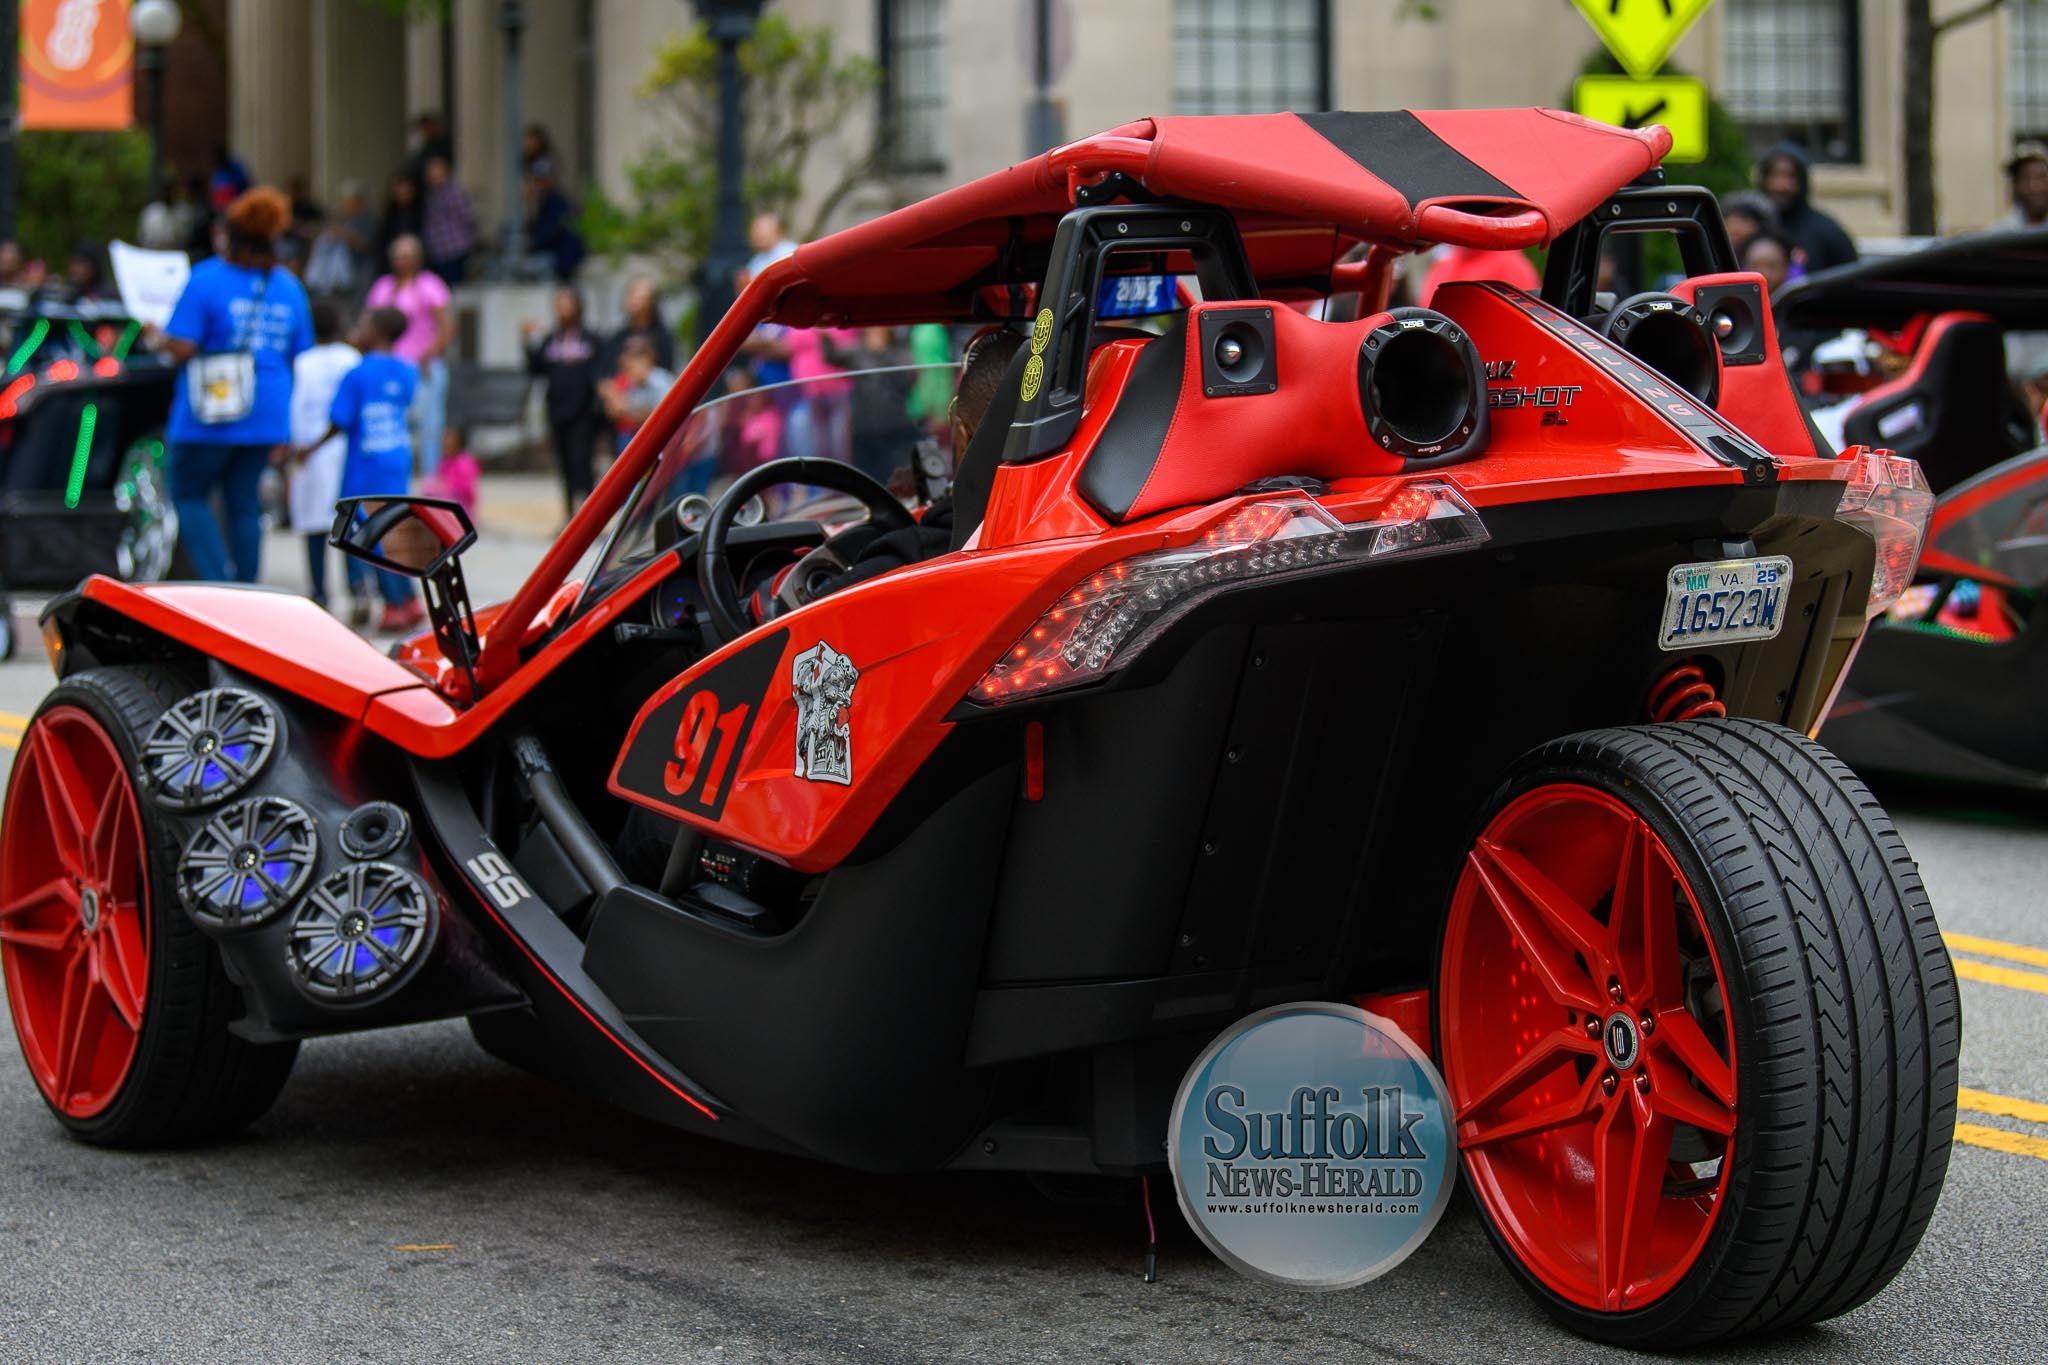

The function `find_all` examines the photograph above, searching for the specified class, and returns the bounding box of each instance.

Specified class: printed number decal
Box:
[465,851,533,909]
[663,688,752,809]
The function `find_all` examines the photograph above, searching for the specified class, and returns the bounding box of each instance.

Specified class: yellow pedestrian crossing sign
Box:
[1574,75,1709,164]
[1571,0,1714,79]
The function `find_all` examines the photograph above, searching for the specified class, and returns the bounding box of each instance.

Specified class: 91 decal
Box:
[663,689,752,810]
[611,628,787,822]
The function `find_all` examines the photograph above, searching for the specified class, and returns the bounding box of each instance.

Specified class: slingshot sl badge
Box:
[1168,1003,1456,1290]
[792,641,859,785]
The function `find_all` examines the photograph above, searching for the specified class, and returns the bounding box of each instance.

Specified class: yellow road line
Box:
[1952,958,2048,996]
[1947,932,2048,972]
[0,735,15,751]
[1959,1086,2048,1126]
[0,712,30,727]
[1955,1122,2048,1162]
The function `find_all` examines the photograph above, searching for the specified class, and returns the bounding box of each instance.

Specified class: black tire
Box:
[18,666,298,1145]
[1441,719,1960,1348]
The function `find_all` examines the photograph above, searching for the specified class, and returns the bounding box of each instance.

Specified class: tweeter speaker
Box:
[287,862,434,1004]
[1602,292,1723,407]
[177,795,319,930]
[142,686,280,811]
[338,801,411,860]
[1355,307,1489,469]
[1691,281,1768,367]
[1198,306,1278,398]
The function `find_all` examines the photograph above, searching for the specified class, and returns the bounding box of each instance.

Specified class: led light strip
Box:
[64,403,98,509]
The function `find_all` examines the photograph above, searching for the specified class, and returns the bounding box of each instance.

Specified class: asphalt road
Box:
[2,523,2045,1363]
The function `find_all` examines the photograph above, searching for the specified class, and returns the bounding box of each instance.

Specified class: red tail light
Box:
[971,484,1488,705]
[1836,447,1934,620]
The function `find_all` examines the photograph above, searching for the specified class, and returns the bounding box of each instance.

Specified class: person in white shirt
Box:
[285,301,361,611]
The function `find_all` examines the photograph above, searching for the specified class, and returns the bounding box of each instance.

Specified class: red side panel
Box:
[1120,304,1402,523]
[77,578,431,718]
[607,538,1142,873]
[1668,272,1822,460]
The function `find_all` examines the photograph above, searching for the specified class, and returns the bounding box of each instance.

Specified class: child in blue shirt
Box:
[300,307,425,632]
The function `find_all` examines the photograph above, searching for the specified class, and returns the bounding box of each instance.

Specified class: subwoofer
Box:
[176,795,319,930]
[1602,292,1723,406]
[1355,307,1489,469]
[286,862,434,1003]
[141,687,280,811]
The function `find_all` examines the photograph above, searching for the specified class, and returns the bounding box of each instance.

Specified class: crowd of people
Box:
[11,116,2045,634]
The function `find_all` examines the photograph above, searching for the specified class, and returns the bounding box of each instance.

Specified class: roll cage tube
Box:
[1540,174,1739,319]
[473,256,801,690]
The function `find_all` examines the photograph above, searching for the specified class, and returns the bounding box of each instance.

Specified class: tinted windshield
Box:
[1930,448,2048,589]
[583,359,958,604]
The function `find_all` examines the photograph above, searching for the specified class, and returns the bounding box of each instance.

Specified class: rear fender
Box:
[47,577,435,722]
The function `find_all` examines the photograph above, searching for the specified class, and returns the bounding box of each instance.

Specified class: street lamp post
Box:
[693,0,762,339]
[498,0,527,277]
[129,0,183,205]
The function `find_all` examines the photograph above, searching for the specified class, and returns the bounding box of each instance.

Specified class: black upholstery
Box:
[949,325,1166,550]
[1842,319,2027,493]
[947,343,1033,551]
[1074,317,1190,522]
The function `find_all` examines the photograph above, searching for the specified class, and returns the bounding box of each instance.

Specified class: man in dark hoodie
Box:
[1757,144,1858,273]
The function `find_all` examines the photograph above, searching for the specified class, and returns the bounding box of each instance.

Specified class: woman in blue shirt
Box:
[159,188,313,582]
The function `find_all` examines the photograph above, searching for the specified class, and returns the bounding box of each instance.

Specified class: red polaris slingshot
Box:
[1,110,1958,1348]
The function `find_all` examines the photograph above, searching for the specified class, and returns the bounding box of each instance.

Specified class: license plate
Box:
[1660,556,1793,650]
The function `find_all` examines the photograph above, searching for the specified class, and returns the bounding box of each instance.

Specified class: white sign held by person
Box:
[109,240,192,328]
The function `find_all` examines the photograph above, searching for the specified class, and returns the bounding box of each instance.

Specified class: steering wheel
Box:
[697,457,915,640]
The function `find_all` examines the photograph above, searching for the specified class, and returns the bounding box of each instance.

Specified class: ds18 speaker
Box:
[177,795,319,930]
[1355,307,1489,469]
[338,801,411,860]
[1602,292,1723,406]
[141,686,281,811]
[287,862,434,1004]
[1692,281,1768,367]
[1198,306,1278,398]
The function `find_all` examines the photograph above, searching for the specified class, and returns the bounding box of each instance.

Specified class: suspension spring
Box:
[1646,659,1727,723]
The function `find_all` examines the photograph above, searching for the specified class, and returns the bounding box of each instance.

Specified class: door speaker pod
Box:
[176,795,319,930]
[1602,292,1723,407]
[141,686,280,811]
[287,862,435,1004]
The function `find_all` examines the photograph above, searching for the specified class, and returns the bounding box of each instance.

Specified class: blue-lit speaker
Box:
[177,795,319,930]
[287,862,433,1003]
[141,687,280,810]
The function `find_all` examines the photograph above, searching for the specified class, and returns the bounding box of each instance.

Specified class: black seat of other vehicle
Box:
[1842,317,2027,493]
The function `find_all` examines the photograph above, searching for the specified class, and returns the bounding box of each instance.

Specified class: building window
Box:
[2014,1,2048,142]
[1720,0,1861,163]
[879,0,945,172]
[1172,0,1330,116]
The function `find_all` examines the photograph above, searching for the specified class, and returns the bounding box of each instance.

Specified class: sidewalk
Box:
[4,471,574,667]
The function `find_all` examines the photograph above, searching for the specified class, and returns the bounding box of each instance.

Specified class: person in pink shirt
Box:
[365,234,453,477]
[785,326,856,463]
[419,425,480,515]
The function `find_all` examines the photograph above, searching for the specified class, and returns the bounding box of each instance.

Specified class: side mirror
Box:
[330,495,481,699]
[329,496,476,577]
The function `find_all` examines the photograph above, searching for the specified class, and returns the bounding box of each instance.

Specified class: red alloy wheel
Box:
[0,705,152,1118]
[1440,783,1737,1314]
